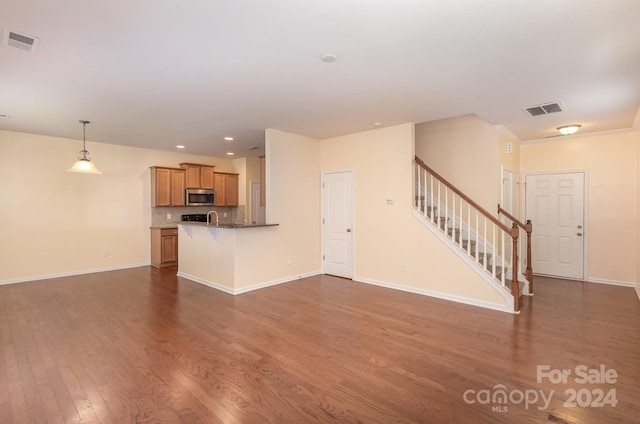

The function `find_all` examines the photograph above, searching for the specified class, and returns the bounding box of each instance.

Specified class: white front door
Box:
[322,171,354,278]
[525,172,585,279]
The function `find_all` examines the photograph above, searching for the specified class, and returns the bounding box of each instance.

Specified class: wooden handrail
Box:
[497,204,534,295]
[415,156,514,236]
[497,204,527,230]
[415,156,522,311]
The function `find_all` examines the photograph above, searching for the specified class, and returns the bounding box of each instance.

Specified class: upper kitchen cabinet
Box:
[214,172,239,206]
[180,163,215,189]
[150,167,185,207]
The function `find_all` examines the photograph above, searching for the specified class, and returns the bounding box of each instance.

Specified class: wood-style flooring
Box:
[1,267,639,423]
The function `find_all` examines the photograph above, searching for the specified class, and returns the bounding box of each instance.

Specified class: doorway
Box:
[250,181,265,224]
[525,172,586,280]
[322,171,354,278]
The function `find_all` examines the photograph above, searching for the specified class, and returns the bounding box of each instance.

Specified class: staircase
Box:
[414,156,533,312]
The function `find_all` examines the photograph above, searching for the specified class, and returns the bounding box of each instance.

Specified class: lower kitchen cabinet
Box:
[151,228,178,267]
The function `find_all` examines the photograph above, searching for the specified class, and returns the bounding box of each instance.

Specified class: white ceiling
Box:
[1,0,639,157]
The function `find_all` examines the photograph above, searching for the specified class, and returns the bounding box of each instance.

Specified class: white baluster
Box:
[475,210,479,263]
[430,172,434,224]
[492,225,496,278]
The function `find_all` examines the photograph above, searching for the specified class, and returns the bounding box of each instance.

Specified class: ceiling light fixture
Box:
[557,124,581,135]
[224,136,234,141]
[226,152,235,156]
[66,120,102,174]
[320,53,338,63]
[176,145,185,149]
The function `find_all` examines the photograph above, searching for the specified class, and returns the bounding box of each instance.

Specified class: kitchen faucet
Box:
[207,210,219,226]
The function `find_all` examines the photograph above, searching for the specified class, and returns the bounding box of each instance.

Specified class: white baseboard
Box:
[176,270,322,295]
[587,277,636,288]
[635,284,640,300]
[0,262,150,286]
[353,275,515,314]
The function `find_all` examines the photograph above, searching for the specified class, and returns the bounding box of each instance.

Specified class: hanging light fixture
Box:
[66,120,102,174]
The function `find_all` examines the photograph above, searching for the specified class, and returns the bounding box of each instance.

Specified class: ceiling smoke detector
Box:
[523,102,564,117]
[2,29,40,53]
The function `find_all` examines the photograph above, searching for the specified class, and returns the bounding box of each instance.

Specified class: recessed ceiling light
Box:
[226,152,234,156]
[176,145,185,149]
[372,121,382,127]
[557,124,581,135]
[224,136,234,141]
[320,53,338,63]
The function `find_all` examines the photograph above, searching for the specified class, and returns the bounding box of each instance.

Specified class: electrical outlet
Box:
[402,264,408,273]
[223,212,227,218]
[288,258,293,266]
[123,213,130,221]
[103,250,110,258]
[208,259,214,268]
[167,213,172,220]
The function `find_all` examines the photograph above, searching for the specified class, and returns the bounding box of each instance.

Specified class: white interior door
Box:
[525,172,585,279]
[322,171,354,278]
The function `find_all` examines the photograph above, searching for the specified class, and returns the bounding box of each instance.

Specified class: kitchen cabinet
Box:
[214,172,239,206]
[150,167,185,207]
[151,228,178,267]
[180,163,215,189]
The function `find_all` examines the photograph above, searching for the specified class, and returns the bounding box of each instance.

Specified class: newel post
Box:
[511,223,520,312]
[525,219,533,294]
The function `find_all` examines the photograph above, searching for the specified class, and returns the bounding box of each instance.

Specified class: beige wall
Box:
[0,130,233,283]
[635,110,640,289]
[321,123,507,308]
[257,128,322,284]
[415,114,500,213]
[520,131,638,284]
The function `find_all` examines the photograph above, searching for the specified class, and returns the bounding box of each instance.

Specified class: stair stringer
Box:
[412,207,517,313]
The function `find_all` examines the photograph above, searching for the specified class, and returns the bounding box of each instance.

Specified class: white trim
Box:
[353,275,515,314]
[0,262,150,286]
[176,270,322,295]
[587,277,636,288]
[635,284,640,300]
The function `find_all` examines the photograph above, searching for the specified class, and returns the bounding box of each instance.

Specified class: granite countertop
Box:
[150,225,179,229]
[178,221,279,229]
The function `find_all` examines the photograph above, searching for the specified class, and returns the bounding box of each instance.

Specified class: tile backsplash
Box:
[151,206,244,227]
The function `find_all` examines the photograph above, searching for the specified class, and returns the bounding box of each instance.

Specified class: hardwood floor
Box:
[1,268,639,423]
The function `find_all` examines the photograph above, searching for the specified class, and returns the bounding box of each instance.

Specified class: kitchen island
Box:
[177,221,282,294]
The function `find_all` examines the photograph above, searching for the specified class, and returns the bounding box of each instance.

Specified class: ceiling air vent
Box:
[523,102,564,117]
[2,29,40,53]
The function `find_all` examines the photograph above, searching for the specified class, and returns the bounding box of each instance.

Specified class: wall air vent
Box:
[2,29,40,53]
[523,102,564,117]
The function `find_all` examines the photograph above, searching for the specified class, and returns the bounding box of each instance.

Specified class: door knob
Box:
[577,225,582,229]
[577,232,583,236]
[346,228,351,232]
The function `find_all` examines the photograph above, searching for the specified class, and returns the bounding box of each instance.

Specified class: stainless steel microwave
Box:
[186,189,215,206]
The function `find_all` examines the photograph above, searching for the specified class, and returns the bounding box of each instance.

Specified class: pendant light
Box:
[66,120,102,174]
